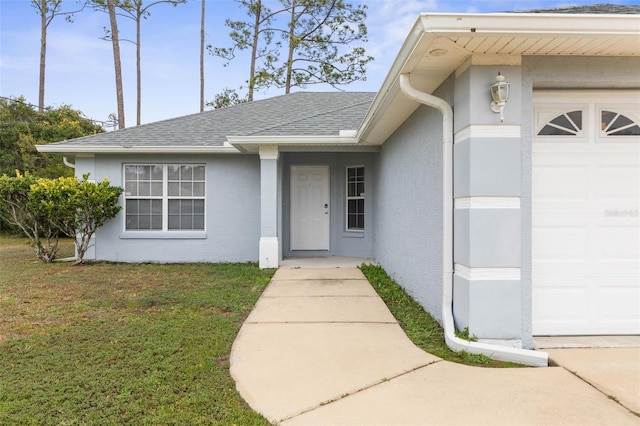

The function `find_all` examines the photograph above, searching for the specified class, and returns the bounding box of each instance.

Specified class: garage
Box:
[532,91,640,335]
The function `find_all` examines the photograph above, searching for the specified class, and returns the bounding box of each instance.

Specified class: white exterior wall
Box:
[75,154,261,263]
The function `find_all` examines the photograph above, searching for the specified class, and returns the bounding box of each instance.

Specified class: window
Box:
[601,111,640,136]
[537,110,583,136]
[124,164,205,231]
[346,166,364,231]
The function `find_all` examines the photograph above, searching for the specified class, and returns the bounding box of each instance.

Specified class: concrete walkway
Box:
[230,267,640,425]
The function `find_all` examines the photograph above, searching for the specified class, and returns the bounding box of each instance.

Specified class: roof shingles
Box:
[51,92,375,148]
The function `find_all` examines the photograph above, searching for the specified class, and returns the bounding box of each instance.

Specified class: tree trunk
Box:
[107,0,125,129]
[136,4,141,125]
[200,0,205,112]
[285,0,297,94]
[248,0,262,102]
[38,1,47,113]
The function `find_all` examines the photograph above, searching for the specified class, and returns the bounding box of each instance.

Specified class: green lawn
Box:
[360,264,520,368]
[0,237,274,425]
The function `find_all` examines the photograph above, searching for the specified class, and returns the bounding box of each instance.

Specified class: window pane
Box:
[151,182,163,196]
[610,125,640,136]
[125,182,137,196]
[193,182,205,197]
[125,165,139,181]
[168,200,180,214]
[194,200,205,214]
[126,216,138,230]
[138,215,151,229]
[140,166,151,180]
[139,182,150,196]
[193,166,205,180]
[138,200,151,214]
[538,126,574,136]
[181,165,193,180]
[168,215,180,229]
[194,216,205,229]
[168,182,180,197]
[151,215,163,230]
[151,165,163,180]
[180,182,192,196]
[126,200,138,214]
[152,200,162,214]
[181,216,193,229]
[168,165,180,180]
[181,200,193,214]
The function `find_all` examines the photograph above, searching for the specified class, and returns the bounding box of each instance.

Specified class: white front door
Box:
[532,91,640,335]
[290,166,330,250]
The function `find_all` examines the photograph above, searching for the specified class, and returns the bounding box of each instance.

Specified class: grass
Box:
[0,236,274,425]
[359,264,521,368]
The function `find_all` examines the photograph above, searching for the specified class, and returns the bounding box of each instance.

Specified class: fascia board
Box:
[35,145,242,154]
[227,135,358,145]
[418,12,640,36]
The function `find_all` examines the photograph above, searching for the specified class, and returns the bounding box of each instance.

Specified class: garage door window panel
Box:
[600,110,640,136]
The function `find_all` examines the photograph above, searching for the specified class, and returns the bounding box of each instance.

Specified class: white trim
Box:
[228,135,358,145]
[455,264,521,281]
[36,145,241,154]
[455,197,520,209]
[259,237,280,269]
[258,145,279,160]
[455,125,521,142]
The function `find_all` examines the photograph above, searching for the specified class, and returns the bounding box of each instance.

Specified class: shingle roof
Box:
[521,4,640,14]
[52,92,375,147]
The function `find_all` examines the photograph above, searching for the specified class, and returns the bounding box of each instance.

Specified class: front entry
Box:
[290,166,330,250]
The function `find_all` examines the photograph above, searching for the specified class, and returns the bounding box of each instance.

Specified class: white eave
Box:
[35,144,242,155]
[227,134,379,153]
[358,12,640,145]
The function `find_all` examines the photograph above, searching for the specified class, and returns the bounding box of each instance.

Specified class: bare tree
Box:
[31,0,87,113]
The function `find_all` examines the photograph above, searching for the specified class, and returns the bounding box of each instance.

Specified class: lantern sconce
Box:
[490,72,510,122]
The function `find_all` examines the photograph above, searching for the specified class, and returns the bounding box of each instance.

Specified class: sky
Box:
[1,0,638,128]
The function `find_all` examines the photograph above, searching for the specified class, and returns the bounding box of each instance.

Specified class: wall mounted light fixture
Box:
[490,72,510,122]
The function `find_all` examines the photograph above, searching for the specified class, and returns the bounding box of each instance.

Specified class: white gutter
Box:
[35,144,242,154]
[62,156,75,169]
[398,74,548,367]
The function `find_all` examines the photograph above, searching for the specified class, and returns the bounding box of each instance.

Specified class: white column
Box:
[259,145,280,268]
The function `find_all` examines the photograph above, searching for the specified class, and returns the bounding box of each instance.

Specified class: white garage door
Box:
[532,91,640,335]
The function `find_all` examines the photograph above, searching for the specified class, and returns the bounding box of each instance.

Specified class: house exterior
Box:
[39,8,640,362]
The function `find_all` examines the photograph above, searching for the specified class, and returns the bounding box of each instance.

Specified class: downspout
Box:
[398,74,547,367]
[63,156,76,169]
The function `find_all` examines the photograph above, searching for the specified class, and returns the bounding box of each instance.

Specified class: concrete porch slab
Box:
[280,256,376,269]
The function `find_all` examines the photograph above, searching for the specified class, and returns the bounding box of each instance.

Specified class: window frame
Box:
[123,163,206,233]
[345,165,365,232]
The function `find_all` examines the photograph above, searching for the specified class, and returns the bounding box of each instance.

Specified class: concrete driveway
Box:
[231,266,640,425]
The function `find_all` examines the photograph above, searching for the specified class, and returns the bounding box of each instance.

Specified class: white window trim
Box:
[123,163,206,233]
[345,165,365,232]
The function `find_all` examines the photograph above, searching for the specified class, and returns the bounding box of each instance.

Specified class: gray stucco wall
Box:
[372,80,451,322]
[75,154,261,263]
[281,151,376,258]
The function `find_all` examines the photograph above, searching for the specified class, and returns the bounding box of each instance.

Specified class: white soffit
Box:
[359,12,640,145]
